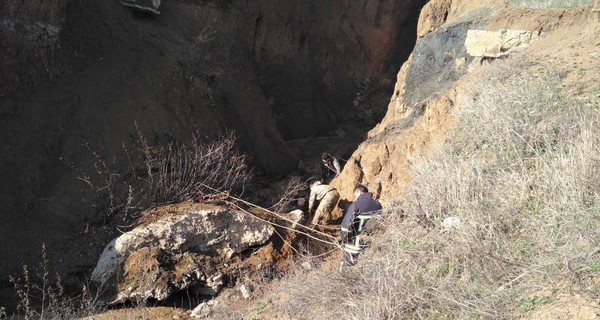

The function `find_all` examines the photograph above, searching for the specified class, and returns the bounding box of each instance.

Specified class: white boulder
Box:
[91,204,274,303]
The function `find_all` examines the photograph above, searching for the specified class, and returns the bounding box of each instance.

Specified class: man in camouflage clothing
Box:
[308,180,340,227]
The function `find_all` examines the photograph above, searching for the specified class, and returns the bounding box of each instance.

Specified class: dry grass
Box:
[8,245,102,320]
[270,59,600,319]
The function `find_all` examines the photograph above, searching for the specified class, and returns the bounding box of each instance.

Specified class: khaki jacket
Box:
[309,182,336,212]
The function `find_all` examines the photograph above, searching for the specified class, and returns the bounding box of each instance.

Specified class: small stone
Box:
[441,216,461,231]
[454,57,467,70]
[190,301,219,319]
[288,209,304,229]
[240,284,251,299]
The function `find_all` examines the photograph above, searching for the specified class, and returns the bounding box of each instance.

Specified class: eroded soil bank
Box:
[0,0,426,312]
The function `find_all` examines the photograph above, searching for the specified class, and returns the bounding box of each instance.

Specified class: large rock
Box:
[465,29,539,58]
[91,203,274,304]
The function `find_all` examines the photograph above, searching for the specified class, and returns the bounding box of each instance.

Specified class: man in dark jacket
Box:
[340,184,382,267]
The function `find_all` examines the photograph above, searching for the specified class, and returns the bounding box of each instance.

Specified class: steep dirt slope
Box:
[0,0,428,312]
[38,0,600,318]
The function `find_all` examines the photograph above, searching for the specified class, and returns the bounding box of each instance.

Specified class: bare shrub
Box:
[268,176,305,213]
[141,131,252,203]
[64,128,252,223]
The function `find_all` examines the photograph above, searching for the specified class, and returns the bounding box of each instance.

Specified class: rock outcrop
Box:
[91,203,274,304]
[332,0,595,206]
[465,29,539,58]
[331,0,484,203]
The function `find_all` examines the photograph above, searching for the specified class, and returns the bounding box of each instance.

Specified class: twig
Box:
[497,270,530,291]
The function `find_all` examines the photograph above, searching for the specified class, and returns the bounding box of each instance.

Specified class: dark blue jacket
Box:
[341,193,382,239]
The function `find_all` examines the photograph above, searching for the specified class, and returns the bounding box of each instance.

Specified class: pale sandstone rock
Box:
[91,205,273,303]
[465,29,539,58]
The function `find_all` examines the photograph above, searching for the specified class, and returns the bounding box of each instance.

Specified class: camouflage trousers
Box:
[311,189,340,225]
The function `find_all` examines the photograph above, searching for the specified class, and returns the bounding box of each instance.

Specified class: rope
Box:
[270,222,339,259]
[226,200,344,261]
[227,200,338,247]
[200,183,341,247]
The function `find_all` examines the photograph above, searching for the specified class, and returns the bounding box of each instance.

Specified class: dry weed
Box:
[63,127,252,224]
[144,131,252,203]
[9,245,102,319]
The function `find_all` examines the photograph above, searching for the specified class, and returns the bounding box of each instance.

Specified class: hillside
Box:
[274,1,600,319]
[0,0,424,311]
[234,0,600,319]
[2,0,600,319]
